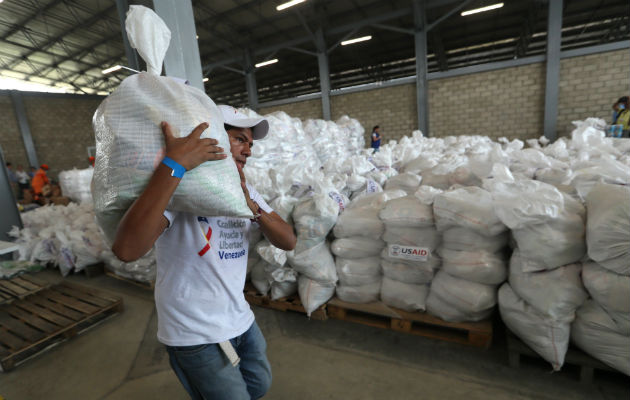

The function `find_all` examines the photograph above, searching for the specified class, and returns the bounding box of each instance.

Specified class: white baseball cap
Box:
[218,105,269,140]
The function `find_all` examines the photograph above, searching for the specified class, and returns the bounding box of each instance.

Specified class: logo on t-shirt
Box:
[197,216,213,256]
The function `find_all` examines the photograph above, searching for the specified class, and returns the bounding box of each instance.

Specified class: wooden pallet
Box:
[244,283,327,321]
[327,297,493,348]
[0,281,123,371]
[105,271,155,290]
[0,275,48,305]
[506,332,627,384]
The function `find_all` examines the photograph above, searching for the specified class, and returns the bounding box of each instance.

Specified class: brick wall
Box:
[557,49,630,137]
[0,93,103,181]
[258,98,322,121]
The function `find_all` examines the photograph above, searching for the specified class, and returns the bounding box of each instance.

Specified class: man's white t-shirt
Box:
[154,183,272,346]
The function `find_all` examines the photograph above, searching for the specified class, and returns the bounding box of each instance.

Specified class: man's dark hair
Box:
[618,96,629,104]
[224,123,237,132]
[372,125,379,131]
[6,162,11,167]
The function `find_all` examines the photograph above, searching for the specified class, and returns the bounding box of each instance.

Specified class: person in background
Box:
[88,156,95,167]
[28,166,36,178]
[371,125,382,153]
[5,162,17,184]
[31,164,51,203]
[112,106,296,400]
[612,96,629,134]
[15,165,30,200]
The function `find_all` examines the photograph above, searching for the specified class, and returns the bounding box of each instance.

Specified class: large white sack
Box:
[582,261,630,334]
[442,227,508,253]
[439,248,507,285]
[255,240,287,268]
[92,7,251,242]
[333,207,383,240]
[384,172,422,194]
[345,190,407,211]
[382,226,441,250]
[269,194,298,223]
[498,283,570,371]
[298,276,335,317]
[331,237,385,259]
[335,257,381,286]
[59,168,94,204]
[336,281,381,303]
[433,187,506,236]
[509,251,588,321]
[251,259,271,295]
[292,191,340,241]
[381,258,437,284]
[379,195,434,228]
[269,267,298,300]
[511,212,586,270]
[380,277,429,312]
[429,270,497,314]
[426,291,493,322]
[287,241,337,283]
[585,183,630,275]
[571,300,630,376]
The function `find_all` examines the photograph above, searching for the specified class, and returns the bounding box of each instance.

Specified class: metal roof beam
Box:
[426,0,475,32]
[0,0,65,42]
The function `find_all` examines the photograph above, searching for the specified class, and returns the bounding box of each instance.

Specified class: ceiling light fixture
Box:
[203,77,209,82]
[461,3,504,16]
[341,35,372,46]
[255,59,278,68]
[276,0,306,11]
[101,65,122,74]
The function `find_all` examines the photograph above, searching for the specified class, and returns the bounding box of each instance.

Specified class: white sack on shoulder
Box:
[380,277,429,312]
[498,283,569,371]
[336,257,381,286]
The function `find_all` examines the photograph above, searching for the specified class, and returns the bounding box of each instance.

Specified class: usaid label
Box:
[328,191,346,213]
[388,244,430,262]
[366,179,380,193]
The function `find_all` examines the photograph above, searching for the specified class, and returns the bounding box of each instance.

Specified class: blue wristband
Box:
[162,156,186,178]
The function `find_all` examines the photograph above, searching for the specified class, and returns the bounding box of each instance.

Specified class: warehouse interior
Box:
[0,0,629,399]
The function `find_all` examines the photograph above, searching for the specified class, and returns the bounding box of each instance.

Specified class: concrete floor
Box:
[0,270,628,400]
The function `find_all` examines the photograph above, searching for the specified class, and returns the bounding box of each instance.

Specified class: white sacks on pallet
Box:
[442,227,508,253]
[585,183,630,275]
[287,241,337,284]
[498,283,570,371]
[508,250,588,321]
[298,275,335,317]
[270,267,298,300]
[380,249,438,284]
[380,277,429,312]
[571,300,630,376]
[439,248,507,285]
[427,270,497,319]
[511,193,586,271]
[331,237,385,258]
[582,261,630,335]
[335,282,381,303]
[333,207,384,240]
[379,195,434,228]
[383,172,422,194]
[336,257,381,286]
[433,187,507,236]
[92,6,251,242]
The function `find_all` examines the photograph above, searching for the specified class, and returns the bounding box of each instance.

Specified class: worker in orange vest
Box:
[31,164,51,202]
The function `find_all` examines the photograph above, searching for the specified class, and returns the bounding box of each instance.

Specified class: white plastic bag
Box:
[380,277,429,312]
[585,183,630,275]
[498,283,569,371]
[439,248,507,285]
[287,241,337,284]
[92,6,251,242]
[571,300,630,376]
[335,257,381,286]
[582,261,630,334]
[433,187,506,236]
[298,276,335,317]
[331,237,385,259]
[508,251,588,321]
[336,281,381,303]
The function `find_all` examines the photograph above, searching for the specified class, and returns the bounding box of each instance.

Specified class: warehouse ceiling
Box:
[0,0,628,103]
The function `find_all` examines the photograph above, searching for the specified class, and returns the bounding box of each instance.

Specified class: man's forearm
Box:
[257,211,296,251]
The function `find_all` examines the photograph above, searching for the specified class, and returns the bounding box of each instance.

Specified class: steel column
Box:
[153,0,204,90]
[115,0,140,71]
[244,49,259,110]
[413,0,429,136]
[10,91,38,168]
[0,146,23,244]
[315,28,332,120]
[543,0,563,142]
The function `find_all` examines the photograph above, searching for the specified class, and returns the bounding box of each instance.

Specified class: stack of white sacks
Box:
[572,183,630,375]
[58,167,94,204]
[428,186,509,322]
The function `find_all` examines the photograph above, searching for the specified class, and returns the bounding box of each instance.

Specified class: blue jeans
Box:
[165,322,272,400]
